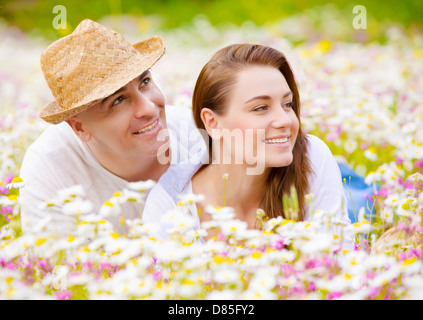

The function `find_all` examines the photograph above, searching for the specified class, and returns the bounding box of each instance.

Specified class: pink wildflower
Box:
[374,187,388,198]
[274,238,285,250]
[1,206,13,215]
[37,260,47,268]
[399,252,407,262]
[397,222,407,231]
[289,286,305,296]
[360,142,370,150]
[368,287,380,299]
[281,264,294,277]
[322,255,334,266]
[326,132,337,142]
[55,290,72,300]
[5,174,14,184]
[408,248,421,259]
[414,159,423,169]
[397,177,414,189]
[5,262,18,270]
[315,82,330,90]
[99,262,110,270]
[152,271,162,281]
[327,291,343,300]
[180,88,192,96]
[217,233,226,241]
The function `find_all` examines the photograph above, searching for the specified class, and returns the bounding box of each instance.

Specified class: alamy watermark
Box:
[52,5,67,29]
[52,5,367,31]
[156,120,271,176]
[352,5,367,30]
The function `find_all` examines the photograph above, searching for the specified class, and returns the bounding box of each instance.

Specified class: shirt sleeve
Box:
[142,182,177,240]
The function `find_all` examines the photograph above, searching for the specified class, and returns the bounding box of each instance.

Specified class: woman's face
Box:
[213,65,299,173]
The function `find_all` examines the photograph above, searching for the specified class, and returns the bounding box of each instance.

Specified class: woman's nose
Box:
[271,107,292,128]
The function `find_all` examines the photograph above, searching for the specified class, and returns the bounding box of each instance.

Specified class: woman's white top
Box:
[143,134,352,245]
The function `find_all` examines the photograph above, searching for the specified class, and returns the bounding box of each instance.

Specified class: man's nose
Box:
[133,92,156,118]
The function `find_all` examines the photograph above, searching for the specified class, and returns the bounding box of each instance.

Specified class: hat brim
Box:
[39,36,166,124]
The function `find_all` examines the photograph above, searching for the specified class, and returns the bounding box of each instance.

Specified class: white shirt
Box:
[143,134,352,243]
[19,105,206,234]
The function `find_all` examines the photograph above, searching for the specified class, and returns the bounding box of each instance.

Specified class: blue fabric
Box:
[338,162,378,223]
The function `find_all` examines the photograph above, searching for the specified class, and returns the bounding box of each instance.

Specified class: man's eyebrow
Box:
[100,70,151,105]
[244,91,292,104]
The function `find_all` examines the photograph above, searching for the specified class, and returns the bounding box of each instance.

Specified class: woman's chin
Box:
[265,157,294,169]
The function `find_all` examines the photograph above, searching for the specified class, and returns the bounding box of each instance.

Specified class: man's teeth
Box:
[264,137,288,144]
[135,120,157,134]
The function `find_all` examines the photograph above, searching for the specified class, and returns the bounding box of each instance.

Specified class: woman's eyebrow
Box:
[244,91,293,104]
[245,95,271,104]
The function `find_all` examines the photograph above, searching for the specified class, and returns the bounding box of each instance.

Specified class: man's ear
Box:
[200,108,221,140]
[66,116,92,142]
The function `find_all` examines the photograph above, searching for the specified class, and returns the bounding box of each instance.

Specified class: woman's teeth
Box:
[264,137,288,144]
[135,120,158,134]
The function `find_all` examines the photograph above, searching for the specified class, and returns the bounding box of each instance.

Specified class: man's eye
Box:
[141,77,150,86]
[112,96,124,106]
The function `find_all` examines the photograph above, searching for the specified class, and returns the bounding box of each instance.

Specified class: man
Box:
[19,19,206,235]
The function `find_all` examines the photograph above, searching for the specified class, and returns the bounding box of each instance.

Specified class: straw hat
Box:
[39,19,166,124]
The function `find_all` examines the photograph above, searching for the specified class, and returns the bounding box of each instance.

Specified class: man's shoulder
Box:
[165,104,192,116]
[165,105,194,128]
[26,122,77,153]
[165,104,206,151]
[21,122,82,172]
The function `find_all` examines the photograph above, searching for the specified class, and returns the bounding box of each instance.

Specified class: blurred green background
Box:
[1,0,422,41]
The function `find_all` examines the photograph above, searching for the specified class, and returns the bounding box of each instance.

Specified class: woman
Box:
[143,43,351,242]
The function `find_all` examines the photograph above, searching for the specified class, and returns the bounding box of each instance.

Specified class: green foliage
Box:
[1,0,422,40]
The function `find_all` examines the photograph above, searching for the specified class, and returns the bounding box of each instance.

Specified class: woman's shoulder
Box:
[305,134,334,171]
[306,134,332,153]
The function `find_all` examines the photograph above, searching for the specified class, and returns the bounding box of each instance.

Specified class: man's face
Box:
[74,70,168,159]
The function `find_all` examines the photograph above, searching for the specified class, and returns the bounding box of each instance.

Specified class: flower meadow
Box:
[0,7,423,300]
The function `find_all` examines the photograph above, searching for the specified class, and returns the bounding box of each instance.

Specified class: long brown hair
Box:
[192,44,312,221]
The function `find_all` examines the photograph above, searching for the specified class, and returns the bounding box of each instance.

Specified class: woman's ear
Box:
[200,108,221,140]
[66,116,92,142]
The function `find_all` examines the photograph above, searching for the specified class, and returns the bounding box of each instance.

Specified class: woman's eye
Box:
[253,105,267,112]
[283,101,295,109]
